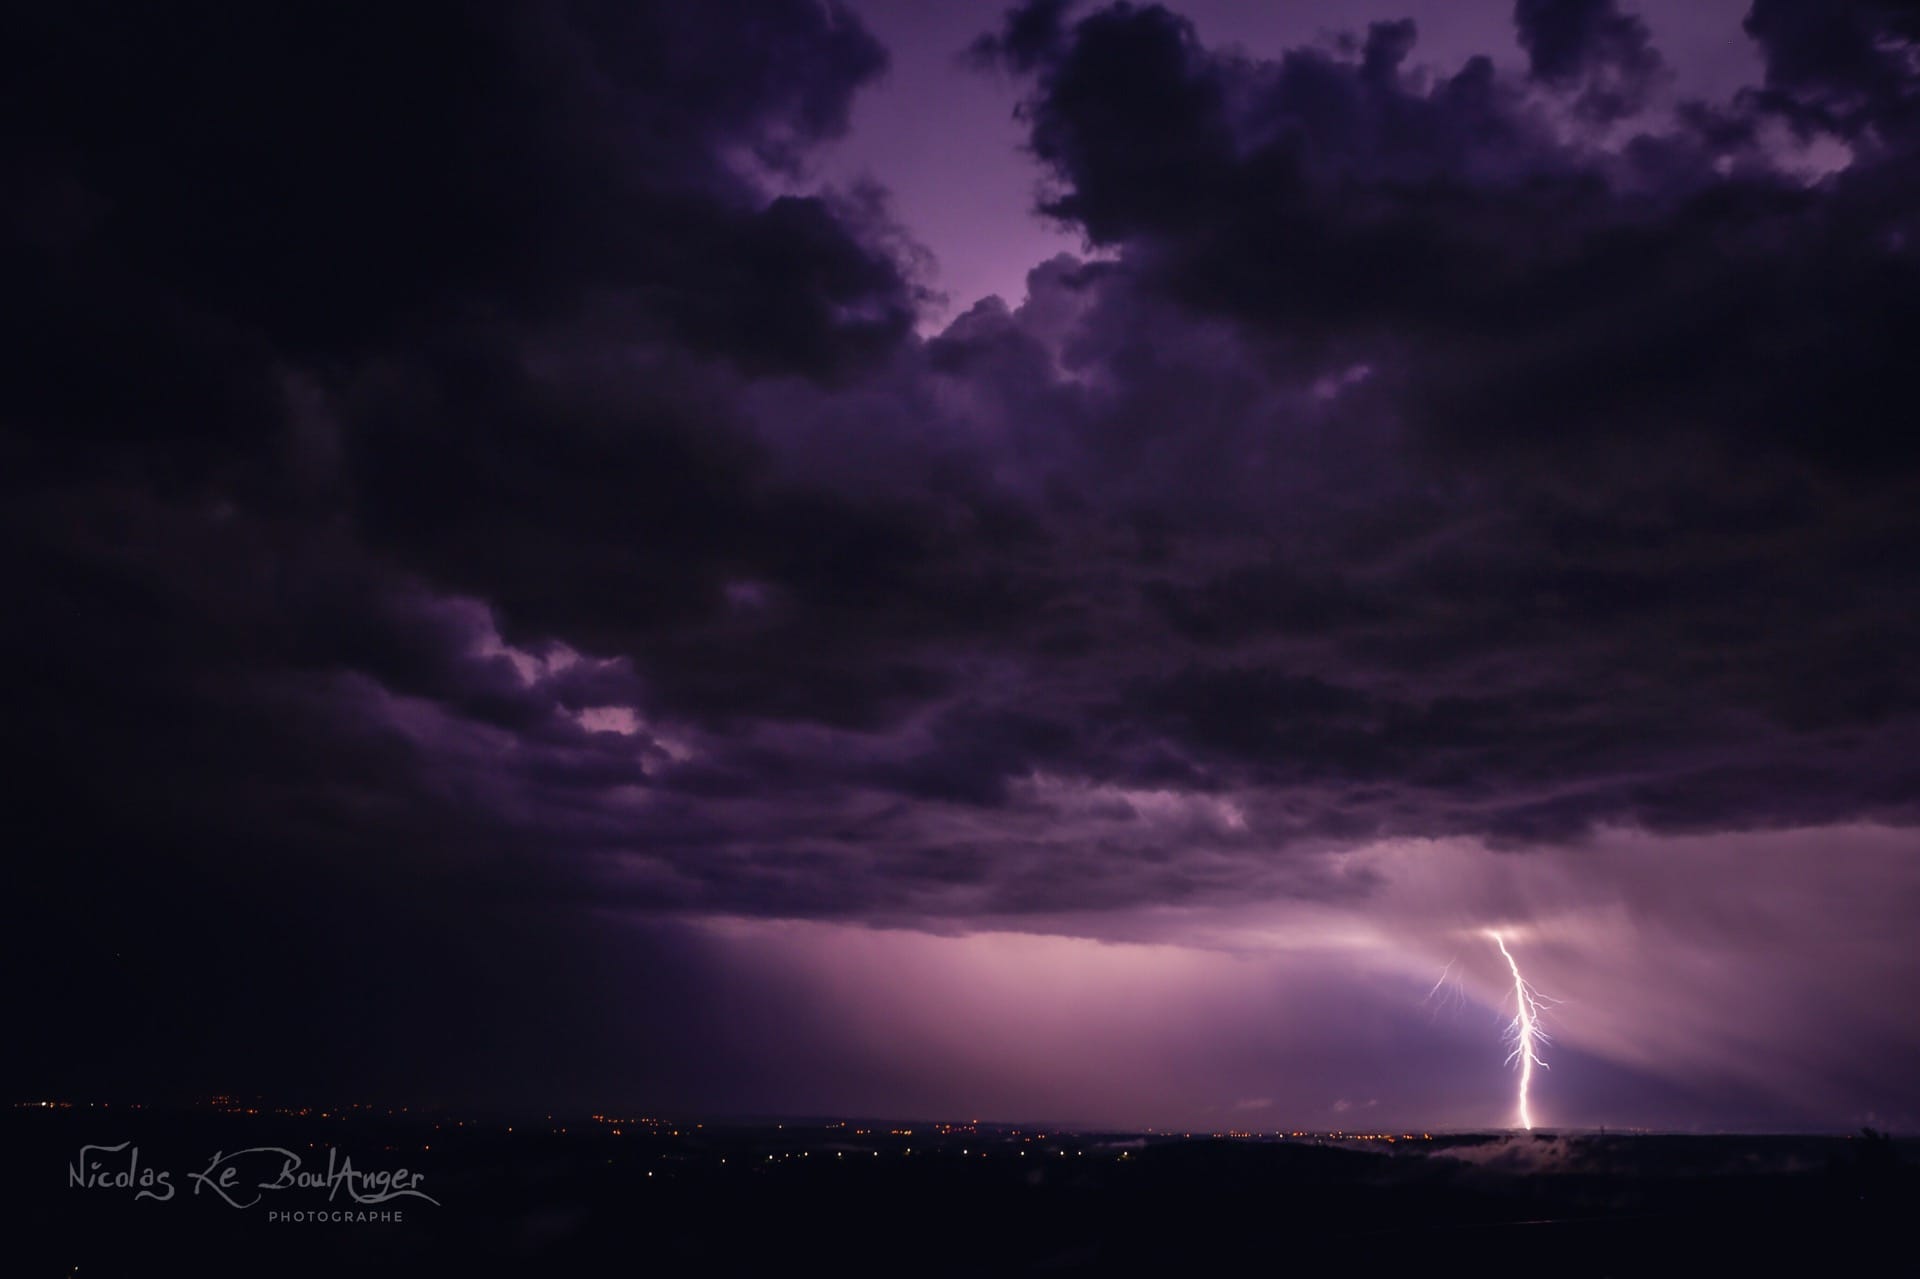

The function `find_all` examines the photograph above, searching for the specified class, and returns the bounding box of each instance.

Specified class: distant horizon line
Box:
[9,1098,1906,1139]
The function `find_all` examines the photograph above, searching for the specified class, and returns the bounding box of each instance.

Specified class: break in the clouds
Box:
[4,0,1919,1129]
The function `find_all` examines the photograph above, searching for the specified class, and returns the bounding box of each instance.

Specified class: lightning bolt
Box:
[1424,955,1466,1019]
[1486,929,1551,1130]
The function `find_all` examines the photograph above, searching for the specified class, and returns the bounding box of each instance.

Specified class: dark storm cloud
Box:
[1741,0,1920,140]
[1,0,924,1100]
[956,0,1920,833]
[6,0,1920,1117]
[1514,0,1665,120]
[2,0,912,463]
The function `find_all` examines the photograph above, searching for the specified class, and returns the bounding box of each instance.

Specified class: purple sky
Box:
[6,0,1920,1132]
[830,0,1761,326]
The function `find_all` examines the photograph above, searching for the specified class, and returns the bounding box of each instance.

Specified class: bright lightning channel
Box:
[1486,929,1551,1130]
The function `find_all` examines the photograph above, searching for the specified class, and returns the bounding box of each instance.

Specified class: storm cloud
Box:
[5,0,1919,1127]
